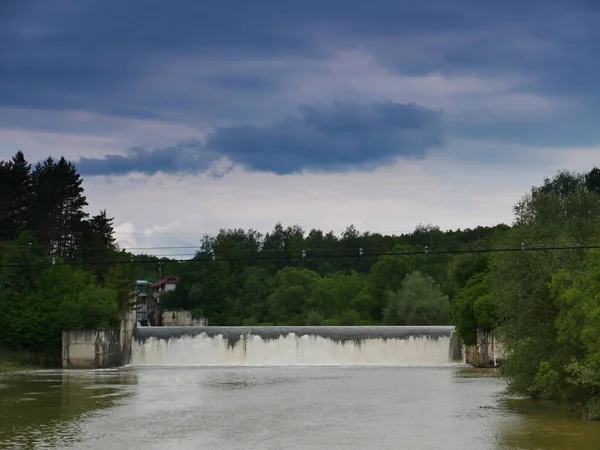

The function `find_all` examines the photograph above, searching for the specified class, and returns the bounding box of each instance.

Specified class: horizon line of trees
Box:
[3,150,600,420]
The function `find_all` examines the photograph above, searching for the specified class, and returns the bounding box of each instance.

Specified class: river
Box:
[2,366,600,449]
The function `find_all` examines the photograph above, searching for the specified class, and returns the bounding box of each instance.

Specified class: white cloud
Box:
[75,135,600,258]
[75,151,564,257]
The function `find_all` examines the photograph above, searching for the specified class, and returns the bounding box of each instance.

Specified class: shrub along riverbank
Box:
[0,350,40,373]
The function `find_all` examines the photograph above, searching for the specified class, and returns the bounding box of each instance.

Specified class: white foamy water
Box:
[131,332,454,366]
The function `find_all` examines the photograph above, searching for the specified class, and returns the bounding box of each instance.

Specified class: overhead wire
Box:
[0,230,594,253]
[2,243,600,268]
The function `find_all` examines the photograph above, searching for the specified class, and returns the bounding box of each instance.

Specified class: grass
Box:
[0,350,42,374]
[455,367,502,378]
[0,360,38,373]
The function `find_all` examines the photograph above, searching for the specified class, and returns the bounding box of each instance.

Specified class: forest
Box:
[2,150,600,418]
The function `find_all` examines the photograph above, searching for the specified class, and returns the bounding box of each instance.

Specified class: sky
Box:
[1,0,599,257]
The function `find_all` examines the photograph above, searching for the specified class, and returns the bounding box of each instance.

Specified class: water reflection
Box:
[0,369,138,449]
[493,398,600,450]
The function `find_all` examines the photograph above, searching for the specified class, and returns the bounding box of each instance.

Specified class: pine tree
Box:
[0,151,32,241]
[79,210,118,281]
[29,157,89,257]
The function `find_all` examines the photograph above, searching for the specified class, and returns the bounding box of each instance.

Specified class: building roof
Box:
[150,276,178,288]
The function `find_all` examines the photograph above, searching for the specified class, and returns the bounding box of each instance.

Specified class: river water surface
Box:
[2,366,600,449]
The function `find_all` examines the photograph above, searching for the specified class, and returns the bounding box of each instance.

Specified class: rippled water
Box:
[1,367,600,449]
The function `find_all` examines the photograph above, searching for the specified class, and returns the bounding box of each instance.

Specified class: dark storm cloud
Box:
[208,75,277,91]
[2,0,600,164]
[77,102,443,175]
[100,107,164,120]
[77,140,217,176]
[2,0,600,112]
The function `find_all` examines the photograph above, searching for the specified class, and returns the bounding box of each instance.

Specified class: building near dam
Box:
[134,276,182,326]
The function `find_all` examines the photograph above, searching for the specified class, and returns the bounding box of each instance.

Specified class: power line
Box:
[0,224,511,236]
[0,231,591,253]
[1,243,599,268]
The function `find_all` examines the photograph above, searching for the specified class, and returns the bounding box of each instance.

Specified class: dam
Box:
[131,325,461,366]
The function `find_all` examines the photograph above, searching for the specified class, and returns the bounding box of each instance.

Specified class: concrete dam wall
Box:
[61,310,137,369]
[131,326,462,367]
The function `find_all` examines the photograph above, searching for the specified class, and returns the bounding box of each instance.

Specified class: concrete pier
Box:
[61,310,137,369]
[464,330,504,368]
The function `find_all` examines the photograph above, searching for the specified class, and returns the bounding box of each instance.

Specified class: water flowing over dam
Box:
[131,326,461,366]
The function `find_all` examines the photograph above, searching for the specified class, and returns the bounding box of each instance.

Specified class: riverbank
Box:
[0,360,39,374]
[456,367,502,378]
[0,351,41,374]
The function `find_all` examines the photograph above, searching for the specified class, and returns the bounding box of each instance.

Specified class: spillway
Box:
[131,326,461,367]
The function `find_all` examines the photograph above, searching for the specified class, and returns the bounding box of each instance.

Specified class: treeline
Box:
[0,152,169,363]
[480,168,600,420]
[161,223,511,326]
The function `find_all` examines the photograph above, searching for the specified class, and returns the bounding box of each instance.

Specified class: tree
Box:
[383,271,449,325]
[307,270,371,323]
[237,267,271,323]
[79,210,118,281]
[492,170,600,400]
[0,259,119,361]
[444,253,489,300]
[104,264,137,312]
[0,151,32,242]
[57,285,119,331]
[531,250,600,419]
[306,310,325,326]
[584,167,600,194]
[191,261,237,324]
[29,157,89,257]
[368,246,425,321]
[453,271,496,346]
[0,152,133,365]
[267,267,319,324]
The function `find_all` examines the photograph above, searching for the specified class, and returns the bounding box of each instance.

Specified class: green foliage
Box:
[368,247,425,321]
[306,310,325,326]
[383,271,449,325]
[0,261,119,361]
[486,168,600,419]
[57,286,119,331]
[159,218,509,326]
[104,264,137,312]
[453,271,497,345]
[0,152,135,365]
[267,267,319,324]
[493,174,600,393]
[529,250,600,418]
[444,253,489,299]
[153,217,509,327]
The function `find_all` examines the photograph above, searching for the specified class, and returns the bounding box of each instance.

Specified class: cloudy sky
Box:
[1,0,599,256]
